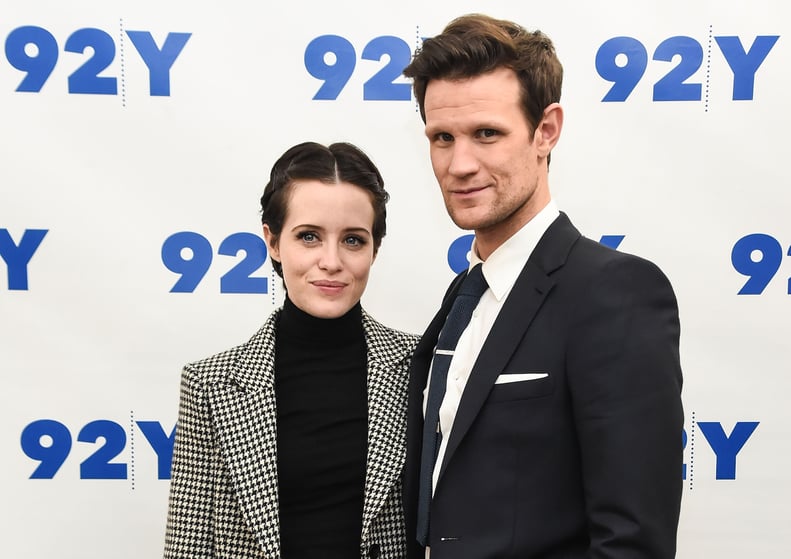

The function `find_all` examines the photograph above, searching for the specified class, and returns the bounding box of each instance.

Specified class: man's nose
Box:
[447,140,480,177]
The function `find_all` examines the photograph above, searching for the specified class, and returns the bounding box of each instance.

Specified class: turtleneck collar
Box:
[277,296,364,346]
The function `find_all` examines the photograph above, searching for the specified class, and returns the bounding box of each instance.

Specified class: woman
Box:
[164,141,419,559]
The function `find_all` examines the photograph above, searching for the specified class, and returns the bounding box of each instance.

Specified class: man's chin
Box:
[448,209,492,232]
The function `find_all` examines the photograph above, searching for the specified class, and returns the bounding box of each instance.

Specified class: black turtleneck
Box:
[274,297,368,559]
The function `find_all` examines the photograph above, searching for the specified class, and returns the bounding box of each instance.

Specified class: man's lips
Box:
[450,184,489,195]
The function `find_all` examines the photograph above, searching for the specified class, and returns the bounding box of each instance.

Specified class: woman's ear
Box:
[262,224,280,261]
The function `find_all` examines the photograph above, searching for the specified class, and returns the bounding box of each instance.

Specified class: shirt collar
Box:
[469,200,560,301]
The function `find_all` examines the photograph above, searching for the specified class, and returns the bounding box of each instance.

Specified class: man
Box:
[402,14,683,559]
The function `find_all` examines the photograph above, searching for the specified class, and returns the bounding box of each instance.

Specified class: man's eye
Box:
[479,128,499,138]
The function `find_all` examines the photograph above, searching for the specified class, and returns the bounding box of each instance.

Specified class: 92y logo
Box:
[161,231,269,294]
[596,33,778,102]
[0,228,47,290]
[447,234,625,274]
[304,35,412,100]
[21,418,175,480]
[731,233,791,295]
[4,24,191,96]
[684,420,759,482]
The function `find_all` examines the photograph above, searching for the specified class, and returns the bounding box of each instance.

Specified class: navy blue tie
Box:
[416,264,488,546]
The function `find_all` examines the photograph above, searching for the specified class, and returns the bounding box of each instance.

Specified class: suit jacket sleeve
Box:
[163,364,215,559]
[568,255,683,558]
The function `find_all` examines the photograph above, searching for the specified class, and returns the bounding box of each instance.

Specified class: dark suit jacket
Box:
[404,213,683,559]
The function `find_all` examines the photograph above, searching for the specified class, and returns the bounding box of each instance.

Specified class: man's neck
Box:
[474,193,551,261]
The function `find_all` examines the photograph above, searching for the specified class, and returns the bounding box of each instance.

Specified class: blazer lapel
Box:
[360,311,414,543]
[437,213,581,482]
[209,313,281,559]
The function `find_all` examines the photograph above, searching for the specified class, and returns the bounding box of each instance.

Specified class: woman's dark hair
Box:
[260,141,389,277]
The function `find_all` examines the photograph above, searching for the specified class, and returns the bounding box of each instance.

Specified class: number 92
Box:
[304,34,412,101]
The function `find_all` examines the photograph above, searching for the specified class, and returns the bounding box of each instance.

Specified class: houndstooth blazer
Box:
[164,308,419,559]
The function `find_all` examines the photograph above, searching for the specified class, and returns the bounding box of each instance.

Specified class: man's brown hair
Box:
[404,13,563,133]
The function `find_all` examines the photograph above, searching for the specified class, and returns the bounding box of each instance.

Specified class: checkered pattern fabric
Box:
[164,308,419,559]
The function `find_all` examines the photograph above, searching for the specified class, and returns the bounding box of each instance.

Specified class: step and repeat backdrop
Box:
[1,0,788,556]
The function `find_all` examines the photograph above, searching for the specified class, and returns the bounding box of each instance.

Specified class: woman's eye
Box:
[344,236,366,247]
[298,231,318,243]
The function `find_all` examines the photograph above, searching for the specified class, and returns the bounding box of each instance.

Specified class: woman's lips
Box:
[311,280,346,294]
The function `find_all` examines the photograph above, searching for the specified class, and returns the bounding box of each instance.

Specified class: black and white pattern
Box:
[163,309,419,559]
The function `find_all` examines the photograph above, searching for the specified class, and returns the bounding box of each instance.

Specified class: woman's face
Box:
[264,179,377,319]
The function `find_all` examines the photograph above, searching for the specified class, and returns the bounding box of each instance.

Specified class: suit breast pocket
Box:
[487,372,555,403]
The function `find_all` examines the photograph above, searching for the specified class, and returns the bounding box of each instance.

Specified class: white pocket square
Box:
[494,372,549,384]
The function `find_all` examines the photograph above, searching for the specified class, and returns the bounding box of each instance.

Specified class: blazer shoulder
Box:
[539,215,677,304]
[182,309,280,387]
[571,235,674,286]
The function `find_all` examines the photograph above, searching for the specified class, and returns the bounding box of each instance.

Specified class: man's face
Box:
[423,67,553,258]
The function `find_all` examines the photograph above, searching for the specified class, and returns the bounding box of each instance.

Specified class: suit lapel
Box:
[209,313,281,559]
[404,273,465,491]
[404,287,459,540]
[409,278,464,394]
[437,213,581,482]
[360,311,415,544]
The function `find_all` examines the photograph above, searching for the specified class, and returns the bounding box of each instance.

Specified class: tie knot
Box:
[458,264,488,298]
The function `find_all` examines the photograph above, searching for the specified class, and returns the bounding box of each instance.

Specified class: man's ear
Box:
[263,224,280,261]
[535,102,564,157]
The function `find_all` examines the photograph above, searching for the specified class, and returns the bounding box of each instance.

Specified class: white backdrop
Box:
[1,1,789,557]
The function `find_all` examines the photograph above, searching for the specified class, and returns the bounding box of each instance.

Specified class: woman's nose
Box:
[318,244,342,271]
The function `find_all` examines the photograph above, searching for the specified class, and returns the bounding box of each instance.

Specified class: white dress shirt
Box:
[426,200,560,492]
